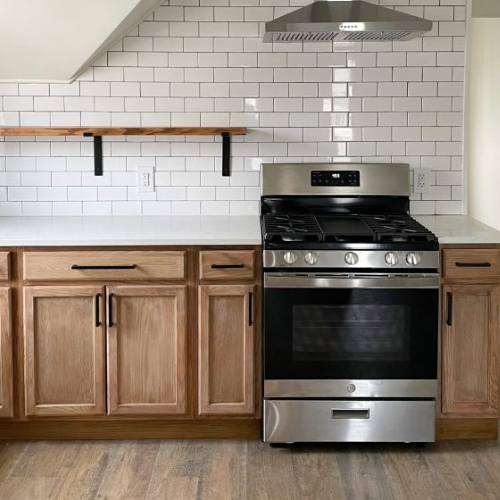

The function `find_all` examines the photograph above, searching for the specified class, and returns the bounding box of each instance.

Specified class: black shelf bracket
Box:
[83,132,103,176]
[221,132,231,177]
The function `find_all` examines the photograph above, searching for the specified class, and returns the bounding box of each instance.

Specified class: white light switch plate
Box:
[137,167,155,193]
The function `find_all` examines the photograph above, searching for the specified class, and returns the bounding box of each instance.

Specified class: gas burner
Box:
[362,215,436,243]
[262,214,323,243]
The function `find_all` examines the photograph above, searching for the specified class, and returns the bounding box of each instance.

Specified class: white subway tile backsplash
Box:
[38,187,68,201]
[0,0,464,216]
[4,97,33,112]
[22,202,52,216]
[9,187,37,201]
[19,84,49,96]
[68,187,98,201]
[21,172,51,186]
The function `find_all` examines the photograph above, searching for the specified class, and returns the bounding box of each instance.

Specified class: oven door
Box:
[263,273,439,398]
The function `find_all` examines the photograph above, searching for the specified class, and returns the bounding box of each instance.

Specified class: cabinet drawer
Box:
[200,251,255,281]
[0,253,9,281]
[442,249,500,280]
[24,251,186,281]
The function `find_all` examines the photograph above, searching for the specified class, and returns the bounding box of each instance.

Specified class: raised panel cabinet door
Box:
[0,288,13,418]
[24,286,106,417]
[107,286,187,415]
[198,285,255,416]
[441,285,500,416]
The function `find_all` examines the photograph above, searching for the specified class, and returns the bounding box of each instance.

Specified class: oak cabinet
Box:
[107,286,187,416]
[24,286,106,417]
[0,287,13,418]
[198,285,255,416]
[441,284,500,417]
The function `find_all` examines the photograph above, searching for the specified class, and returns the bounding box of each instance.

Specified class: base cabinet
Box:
[24,286,106,417]
[0,287,13,418]
[198,285,255,416]
[107,286,187,416]
[441,284,500,416]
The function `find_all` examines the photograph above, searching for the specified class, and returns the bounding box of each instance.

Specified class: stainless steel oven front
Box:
[263,272,439,443]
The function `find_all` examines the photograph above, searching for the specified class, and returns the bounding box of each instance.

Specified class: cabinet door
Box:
[107,286,187,415]
[198,285,255,416]
[0,288,13,418]
[442,284,500,416]
[24,286,106,417]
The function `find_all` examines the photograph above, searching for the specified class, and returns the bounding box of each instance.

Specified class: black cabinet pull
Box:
[455,262,492,268]
[248,292,253,327]
[446,292,453,327]
[72,264,137,270]
[211,264,245,269]
[95,293,101,328]
[108,293,115,327]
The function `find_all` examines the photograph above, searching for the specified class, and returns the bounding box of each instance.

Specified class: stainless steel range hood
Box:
[263,0,433,43]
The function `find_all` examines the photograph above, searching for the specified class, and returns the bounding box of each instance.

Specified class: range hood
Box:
[263,0,433,43]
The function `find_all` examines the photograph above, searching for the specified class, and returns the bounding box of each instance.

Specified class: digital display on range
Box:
[311,170,360,187]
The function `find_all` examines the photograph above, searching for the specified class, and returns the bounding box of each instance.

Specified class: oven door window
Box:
[264,287,438,380]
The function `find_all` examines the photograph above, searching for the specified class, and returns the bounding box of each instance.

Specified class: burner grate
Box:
[362,215,436,243]
[262,214,323,242]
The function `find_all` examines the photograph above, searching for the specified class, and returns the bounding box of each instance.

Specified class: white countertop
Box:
[0,215,498,247]
[414,215,500,245]
[0,216,262,246]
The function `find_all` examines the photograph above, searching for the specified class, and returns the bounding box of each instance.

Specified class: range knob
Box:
[406,252,421,267]
[385,252,399,267]
[304,252,318,265]
[344,252,359,266]
[283,251,298,265]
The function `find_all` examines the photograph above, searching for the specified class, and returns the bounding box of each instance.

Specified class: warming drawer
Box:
[263,399,436,443]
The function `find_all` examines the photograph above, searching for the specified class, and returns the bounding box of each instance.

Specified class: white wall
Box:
[0,0,466,217]
[0,0,163,82]
[467,8,500,230]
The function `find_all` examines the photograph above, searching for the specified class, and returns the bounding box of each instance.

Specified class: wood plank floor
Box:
[1,439,500,500]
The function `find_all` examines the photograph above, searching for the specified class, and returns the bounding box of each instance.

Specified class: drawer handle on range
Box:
[108,293,115,327]
[446,292,453,327]
[95,293,101,328]
[71,264,137,270]
[455,262,491,268]
[331,409,370,420]
[211,264,245,269]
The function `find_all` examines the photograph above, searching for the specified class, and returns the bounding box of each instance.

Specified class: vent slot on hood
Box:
[341,30,414,41]
[275,32,340,42]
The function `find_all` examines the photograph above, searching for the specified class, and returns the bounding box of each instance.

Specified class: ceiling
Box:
[0,0,163,83]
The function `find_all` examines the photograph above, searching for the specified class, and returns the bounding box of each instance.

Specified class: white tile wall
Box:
[0,0,465,216]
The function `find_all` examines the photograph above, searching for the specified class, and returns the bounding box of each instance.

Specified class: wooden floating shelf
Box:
[0,127,246,177]
[0,127,247,137]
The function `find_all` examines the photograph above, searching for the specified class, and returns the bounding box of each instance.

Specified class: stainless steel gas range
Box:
[261,163,440,444]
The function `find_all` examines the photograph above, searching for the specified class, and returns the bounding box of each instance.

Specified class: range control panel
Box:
[311,170,360,187]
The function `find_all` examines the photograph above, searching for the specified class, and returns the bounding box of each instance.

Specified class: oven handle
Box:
[264,274,440,289]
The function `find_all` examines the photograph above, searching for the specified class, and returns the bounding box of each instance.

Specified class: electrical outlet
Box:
[137,167,155,193]
[413,168,431,194]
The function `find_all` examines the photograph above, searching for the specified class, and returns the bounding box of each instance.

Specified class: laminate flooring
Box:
[1,439,500,500]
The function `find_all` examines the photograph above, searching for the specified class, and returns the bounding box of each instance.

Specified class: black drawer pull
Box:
[95,293,101,328]
[331,409,370,420]
[211,264,245,269]
[72,265,137,270]
[248,292,253,327]
[108,293,115,327]
[446,292,453,327]
[455,262,491,268]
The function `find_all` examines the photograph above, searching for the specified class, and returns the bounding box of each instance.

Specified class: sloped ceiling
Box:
[0,0,164,83]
